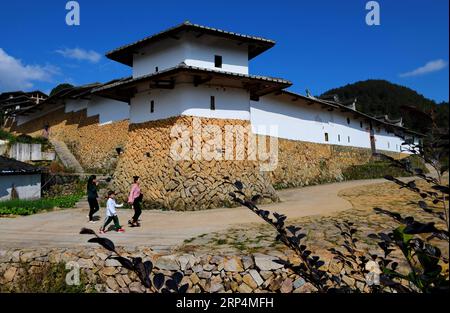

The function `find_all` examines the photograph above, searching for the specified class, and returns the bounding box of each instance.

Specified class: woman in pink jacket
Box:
[128,176,142,227]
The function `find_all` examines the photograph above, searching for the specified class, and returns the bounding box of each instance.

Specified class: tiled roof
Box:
[93,63,291,93]
[0,156,41,175]
[106,21,275,66]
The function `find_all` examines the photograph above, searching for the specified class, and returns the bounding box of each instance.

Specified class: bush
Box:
[342,155,427,180]
[0,129,15,141]
[0,129,50,146]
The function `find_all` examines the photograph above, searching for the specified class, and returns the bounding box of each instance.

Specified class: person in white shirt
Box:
[100,190,125,233]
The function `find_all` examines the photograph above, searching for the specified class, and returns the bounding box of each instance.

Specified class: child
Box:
[99,190,125,233]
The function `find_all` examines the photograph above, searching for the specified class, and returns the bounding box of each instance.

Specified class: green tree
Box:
[321,79,449,132]
[50,83,74,96]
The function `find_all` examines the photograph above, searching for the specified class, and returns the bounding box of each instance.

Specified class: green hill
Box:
[321,79,449,132]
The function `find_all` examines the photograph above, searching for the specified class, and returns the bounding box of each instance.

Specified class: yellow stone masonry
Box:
[8,108,129,172]
[7,111,406,210]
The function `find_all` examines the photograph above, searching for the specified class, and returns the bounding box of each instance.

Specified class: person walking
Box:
[87,175,100,223]
[128,176,142,227]
[99,190,125,233]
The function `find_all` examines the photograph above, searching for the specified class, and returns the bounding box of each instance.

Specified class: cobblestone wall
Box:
[112,116,278,210]
[8,108,129,173]
[0,247,314,293]
[8,112,405,210]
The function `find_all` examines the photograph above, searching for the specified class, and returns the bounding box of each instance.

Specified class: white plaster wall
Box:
[184,34,248,74]
[132,34,249,78]
[374,128,405,153]
[133,39,187,78]
[250,94,406,153]
[0,174,41,200]
[130,84,250,124]
[87,96,129,125]
[65,99,88,113]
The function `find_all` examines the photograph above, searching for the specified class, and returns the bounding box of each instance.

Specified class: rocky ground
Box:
[177,180,449,274]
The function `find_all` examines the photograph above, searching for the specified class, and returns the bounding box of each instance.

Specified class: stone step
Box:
[50,139,84,173]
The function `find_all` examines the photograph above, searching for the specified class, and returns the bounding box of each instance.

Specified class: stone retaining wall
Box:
[271,140,404,189]
[7,113,406,210]
[0,247,314,293]
[7,108,129,173]
[112,116,279,210]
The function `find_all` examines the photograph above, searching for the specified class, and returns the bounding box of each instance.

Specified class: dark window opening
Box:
[155,66,159,72]
[324,133,329,142]
[360,121,363,128]
[338,134,341,142]
[214,55,222,68]
[348,136,350,143]
[210,96,215,110]
[150,100,154,113]
[346,117,350,125]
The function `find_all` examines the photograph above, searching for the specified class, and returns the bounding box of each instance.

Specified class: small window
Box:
[155,66,159,72]
[338,134,341,142]
[348,136,350,143]
[214,55,222,68]
[346,117,350,125]
[360,121,363,128]
[210,96,215,110]
[150,100,154,113]
[388,142,390,149]
[324,133,329,142]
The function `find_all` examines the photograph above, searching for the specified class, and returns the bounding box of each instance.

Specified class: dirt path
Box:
[0,178,389,251]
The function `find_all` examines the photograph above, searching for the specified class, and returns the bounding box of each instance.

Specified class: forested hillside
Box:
[322,79,449,132]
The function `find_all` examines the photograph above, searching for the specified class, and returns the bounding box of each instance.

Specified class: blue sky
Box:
[0,0,448,102]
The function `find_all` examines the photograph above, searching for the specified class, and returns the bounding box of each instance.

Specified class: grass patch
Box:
[215,238,228,245]
[183,237,195,244]
[1,262,90,293]
[0,194,83,216]
[341,155,427,181]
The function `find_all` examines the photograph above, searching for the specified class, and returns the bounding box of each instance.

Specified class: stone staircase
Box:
[50,139,84,173]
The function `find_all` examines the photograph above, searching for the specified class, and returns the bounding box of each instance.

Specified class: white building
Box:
[0,156,41,201]
[90,21,420,153]
[10,21,421,154]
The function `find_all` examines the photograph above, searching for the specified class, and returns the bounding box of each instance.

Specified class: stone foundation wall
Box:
[272,140,405,189]
[7,108,129,173]
[113,115,406,210]
[113,116,278,210]
[6,112,407,210]
[0,248,313,293]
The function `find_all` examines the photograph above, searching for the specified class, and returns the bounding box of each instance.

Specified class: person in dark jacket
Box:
[87,175,100,222]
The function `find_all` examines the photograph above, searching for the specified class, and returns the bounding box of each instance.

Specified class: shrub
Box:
[342,155,427,181]
[0,129,15,141]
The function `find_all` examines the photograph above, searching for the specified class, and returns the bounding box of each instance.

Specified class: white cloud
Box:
[0,48,59,92]
[400,59,448,77]
[56,47,101,63]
